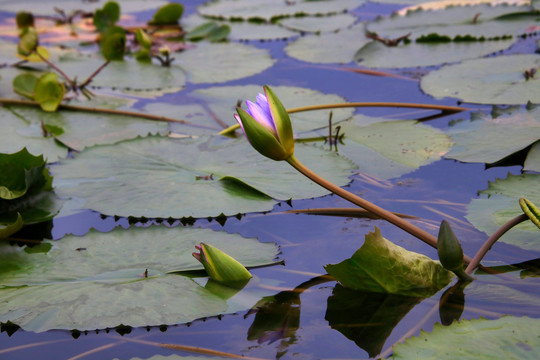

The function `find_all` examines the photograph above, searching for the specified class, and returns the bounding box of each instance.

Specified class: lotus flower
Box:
[234,85,294,161]
[192,242,252,288]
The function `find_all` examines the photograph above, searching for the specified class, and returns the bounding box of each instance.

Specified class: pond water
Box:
[1,0,539,359]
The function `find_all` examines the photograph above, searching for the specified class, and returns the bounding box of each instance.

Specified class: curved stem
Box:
[34,50,76,89]
[465,214,529,274]
[285,155,473,264]
[219,101,468,135]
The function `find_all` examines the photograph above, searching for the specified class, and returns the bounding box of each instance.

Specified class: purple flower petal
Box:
[246,97,277,135]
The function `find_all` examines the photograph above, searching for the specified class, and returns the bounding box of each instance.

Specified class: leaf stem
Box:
[285,154,473,264]
[79,60,110,90]
[219,101,468,135]
[465,213,529,274]
[33,50,76,89]
[0,98,189,124]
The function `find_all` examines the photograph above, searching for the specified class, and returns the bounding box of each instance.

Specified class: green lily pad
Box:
[337,115,452,179]
[198,0,363,22]
[0,226,280,331]
[355,39,514,68]
[367,4,536,40]
[278,13,357,33]
[445,107,540,165]
[285,24,372,64]
[33,72,65,112]
[420,54,540,104]
[182,13,297,41]
[149,3,184,25]
[7,104,168,152]
[390,316,540,359]
[0,0,168,15]
[524,141,540,172]
[466,173,540,251]
[324,227,453,297]
[146,85,354,136]
[177,42,275,84]
[51,135,356,218]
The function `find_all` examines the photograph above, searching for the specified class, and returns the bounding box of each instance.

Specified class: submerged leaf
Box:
[325,227,453,297]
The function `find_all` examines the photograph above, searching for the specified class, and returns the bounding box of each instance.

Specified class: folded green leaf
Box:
[325,227,453,297]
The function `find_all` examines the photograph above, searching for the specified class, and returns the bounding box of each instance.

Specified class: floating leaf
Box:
[5,104,168,152]
[0,226,280,331]
[337,115,452,179]
[278,13,357,33]
[524,141,540,172]
[51,135,356,218]
[149,3,184,25]
[33,72,64,112]
[390,316,540,359]
[198,0,363,22]
[93,1,120,33]
[467,173,540,250]
[445,107,540,165]
[100,27,126,61]
[12,73,37,99]
[324,227,453,297]
[421,54,540,104]
[286,24,371,64]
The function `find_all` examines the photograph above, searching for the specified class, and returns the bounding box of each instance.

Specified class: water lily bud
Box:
[192,242,252,288]
[438,220,474,281]
[135,29,152,49]
[520,198,540,229]
[234,85,294,161]
[159,46,170,56]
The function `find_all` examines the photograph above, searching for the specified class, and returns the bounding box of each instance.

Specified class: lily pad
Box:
[7,104,168,152]
[51,135,356,218]
[146,85,354,136]
[0,0,168,15]
[337,115,452,179]
[466,173,540,251]
[524,141,540,172]
[445,107,540,166]
[177,42,275,84]
[420,54,540,104]
[0,107,67,163]
[391,316,540,359]
[354,39,514,68]
[324,227,453,297]
[0,226,280,332]
[278,13,357,33]
[367,4,536,40]
[285,24,372,64]
[198,0,363,22]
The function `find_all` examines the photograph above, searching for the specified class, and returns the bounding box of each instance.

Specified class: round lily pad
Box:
[278,13,357,33]
[51,135,356,218]
[466,173,540,251]
[198,0,363,21]
[285,24,371,64]
[421,54,540,104]
[337,115,452,179]
[0,226,280,331]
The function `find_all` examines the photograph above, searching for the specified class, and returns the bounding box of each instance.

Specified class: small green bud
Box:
[438,220,474,281]
[192,242,252,288]
[135,29,152,49]
[520,198,540,229]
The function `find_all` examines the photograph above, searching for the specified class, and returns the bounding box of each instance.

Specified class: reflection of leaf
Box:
[466,173,540,250]
[0,212,23,239]
[325,284,422,358]
[476,258,540,279]
[0,226,280,332]
[325,227,453,297]
[390,316,540,359]
[52,135,355,218]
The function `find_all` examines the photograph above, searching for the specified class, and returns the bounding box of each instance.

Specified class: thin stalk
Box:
[0,98,189,124]
[79,60,110,89]
[465,214,529,274]
[219,101,468,135]
[285,154,473,264]
[34,50,76,89]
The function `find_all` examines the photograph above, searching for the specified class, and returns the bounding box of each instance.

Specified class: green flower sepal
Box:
[192,242,252,288]
[437,220,474,282]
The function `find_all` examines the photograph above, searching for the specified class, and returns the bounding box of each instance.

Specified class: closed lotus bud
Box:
[192,242,252,288]
[438,220,474,281]
[520,198,540,229]
[234,85,294,161]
